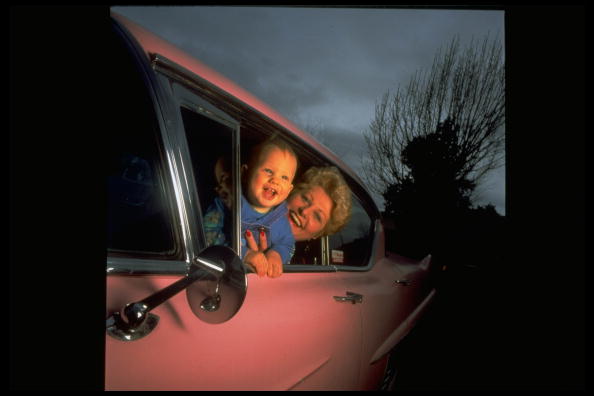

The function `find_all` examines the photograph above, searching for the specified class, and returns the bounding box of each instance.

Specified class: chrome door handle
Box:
[333,291,363,304]
[395,279,411,286]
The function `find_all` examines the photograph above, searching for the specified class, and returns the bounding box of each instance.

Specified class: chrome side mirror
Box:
[106,246,247,341]
[186,245,247,324]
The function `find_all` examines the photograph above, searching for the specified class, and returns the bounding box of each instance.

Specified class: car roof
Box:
[111,11,377,214]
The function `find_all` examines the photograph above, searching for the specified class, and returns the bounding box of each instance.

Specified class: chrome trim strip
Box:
[106,257,188,275]
[152,55,241,258]
[233,121,241,255]
[169,81,242,256]
[321,236,329,266]
[282,264,337,273]
[195,257,224,273]
[151,53,245,123]
[153,76,198,265]
[165,142,194,262]
[108,19,192,273]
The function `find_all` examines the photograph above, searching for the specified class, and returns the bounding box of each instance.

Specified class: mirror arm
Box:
[134,263,218,320]
[106,246,246,341]
[108,264,216,332]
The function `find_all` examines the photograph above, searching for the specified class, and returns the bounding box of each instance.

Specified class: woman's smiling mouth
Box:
[289,210,302,228]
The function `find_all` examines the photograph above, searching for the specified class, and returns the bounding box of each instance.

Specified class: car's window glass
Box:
[328,197,374,267]
[181,106,236,252]
[291,239,323,265]
[107,25,177,258]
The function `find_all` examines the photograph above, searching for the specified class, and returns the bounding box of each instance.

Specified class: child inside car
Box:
[203,136,298,278]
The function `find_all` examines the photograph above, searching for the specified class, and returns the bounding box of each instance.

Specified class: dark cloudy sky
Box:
[112,6,505,215]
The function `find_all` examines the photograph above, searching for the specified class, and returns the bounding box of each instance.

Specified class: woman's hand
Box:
[244,230,283,278]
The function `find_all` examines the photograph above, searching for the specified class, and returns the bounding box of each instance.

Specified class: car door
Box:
[105,21,362,390]
[325,195,431,390]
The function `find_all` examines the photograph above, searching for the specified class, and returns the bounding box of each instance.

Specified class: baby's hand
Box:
[243,249,269,277]
[264,249,283,278]
[244,229,282,278]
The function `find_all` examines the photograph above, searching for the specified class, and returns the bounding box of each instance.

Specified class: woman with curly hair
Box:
[285,166,352,242]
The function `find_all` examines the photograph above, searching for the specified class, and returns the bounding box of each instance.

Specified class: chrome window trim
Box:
[330,218,381,273]
[151,53,267,125]
[282,264,338,274]
[107,257,189,275]
[134,62,197,267]
[281,219,381,274]
[108,18,197,274]
[321,235,330,266]
[170,82,242,255]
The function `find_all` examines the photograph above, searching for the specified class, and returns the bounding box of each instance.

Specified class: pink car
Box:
[106,11,436,391]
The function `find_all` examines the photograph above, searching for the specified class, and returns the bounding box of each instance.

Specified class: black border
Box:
[9,5,584,390]
[502,5,584,389]
[10,6,108,390]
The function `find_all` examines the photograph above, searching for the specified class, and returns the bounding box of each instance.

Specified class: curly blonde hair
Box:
[291,166,352,236]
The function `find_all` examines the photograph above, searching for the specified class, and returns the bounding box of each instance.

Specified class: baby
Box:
[240,137,298,277]
[203,137,298,278]
[203,156,233,247]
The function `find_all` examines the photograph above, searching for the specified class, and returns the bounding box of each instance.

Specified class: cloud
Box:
[112,6,505,213]
[473,165,506,215]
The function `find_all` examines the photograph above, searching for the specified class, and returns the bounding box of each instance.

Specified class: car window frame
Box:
[170,80,242,256]
[328,194,376,268]
[107,19,189,276]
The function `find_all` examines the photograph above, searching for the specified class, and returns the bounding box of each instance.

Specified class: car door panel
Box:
[335,258,403,389]
[354,254,436,389]
[106,271,361,390]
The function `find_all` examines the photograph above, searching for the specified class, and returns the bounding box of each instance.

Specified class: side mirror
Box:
[106,246,247,341]
[186,245,247,324]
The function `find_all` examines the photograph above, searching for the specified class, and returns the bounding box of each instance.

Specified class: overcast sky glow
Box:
[112,6,505,215]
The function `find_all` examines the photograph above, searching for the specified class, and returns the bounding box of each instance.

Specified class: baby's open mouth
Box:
[289,210,302,228]
[262,186,278,200]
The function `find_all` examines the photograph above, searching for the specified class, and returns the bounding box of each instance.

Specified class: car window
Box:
[291,239,323,265]
[107,24,178,258]
[328,196,374,267]
[180,105,238,253]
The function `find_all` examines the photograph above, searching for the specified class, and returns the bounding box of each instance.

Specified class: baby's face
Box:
[214,159,232,209]
[245,146,297,213]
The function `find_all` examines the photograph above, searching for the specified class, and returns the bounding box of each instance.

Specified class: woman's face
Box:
[286,185,334,241]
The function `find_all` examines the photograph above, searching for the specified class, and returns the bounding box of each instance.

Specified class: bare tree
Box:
[362,34,505,197]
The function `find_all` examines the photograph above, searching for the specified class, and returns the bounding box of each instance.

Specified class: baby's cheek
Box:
[277,190,291,202]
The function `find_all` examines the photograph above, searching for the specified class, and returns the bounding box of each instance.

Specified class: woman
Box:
[245,166,352,277]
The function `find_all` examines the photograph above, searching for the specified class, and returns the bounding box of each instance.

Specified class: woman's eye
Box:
[264,168,272,174]
[282,175,288,181]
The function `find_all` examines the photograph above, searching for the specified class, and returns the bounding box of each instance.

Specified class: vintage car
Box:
[106,11,437,391]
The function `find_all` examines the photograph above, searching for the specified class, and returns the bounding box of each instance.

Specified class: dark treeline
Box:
[380,118,506,281]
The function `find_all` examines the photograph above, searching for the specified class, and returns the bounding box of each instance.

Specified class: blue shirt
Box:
[203,197,230,247]
[240,195,295,265]
[203,195,295,265]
